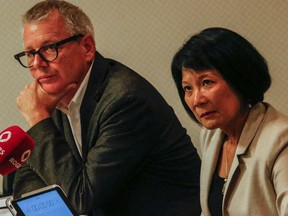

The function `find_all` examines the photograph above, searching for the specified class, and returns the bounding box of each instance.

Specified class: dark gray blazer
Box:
[13,52,201,216]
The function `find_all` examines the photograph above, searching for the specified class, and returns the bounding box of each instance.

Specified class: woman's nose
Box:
[192,90,207,107]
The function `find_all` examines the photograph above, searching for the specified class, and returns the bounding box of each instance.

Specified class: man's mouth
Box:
[38,74,57,84]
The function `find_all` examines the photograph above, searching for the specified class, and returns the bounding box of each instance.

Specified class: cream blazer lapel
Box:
[228,104,266,182]
[223,104,266,210]
[200,103,266,215]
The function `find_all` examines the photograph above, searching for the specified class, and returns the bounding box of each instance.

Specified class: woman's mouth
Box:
[200,111,216,118]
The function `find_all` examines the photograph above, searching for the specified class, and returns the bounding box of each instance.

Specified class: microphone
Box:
[0,126,34,176]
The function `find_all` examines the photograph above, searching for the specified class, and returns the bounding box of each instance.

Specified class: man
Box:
[13,1,201,215]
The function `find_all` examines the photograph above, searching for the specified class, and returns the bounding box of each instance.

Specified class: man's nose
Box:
[32,54,48,69]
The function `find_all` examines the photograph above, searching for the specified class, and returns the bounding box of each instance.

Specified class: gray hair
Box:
[22,0,94,37]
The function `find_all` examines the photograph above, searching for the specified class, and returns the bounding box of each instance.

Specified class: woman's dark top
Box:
[208,172,225,216]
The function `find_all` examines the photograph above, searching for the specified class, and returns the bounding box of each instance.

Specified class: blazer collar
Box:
[236,103,266,155]
[201,103,267,214]
[81,51,109,107]
[80,52,109,157]
[226,103,266,185]
[224,103,266,201]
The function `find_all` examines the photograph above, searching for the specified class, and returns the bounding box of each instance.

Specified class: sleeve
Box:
[13,161,47,198]
[272,144,288,215]
[13,95,157,214]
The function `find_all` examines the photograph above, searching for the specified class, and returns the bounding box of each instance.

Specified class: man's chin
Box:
[41,84,62,95]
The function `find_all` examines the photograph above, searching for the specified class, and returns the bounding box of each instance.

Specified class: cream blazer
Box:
[197,102,288,216]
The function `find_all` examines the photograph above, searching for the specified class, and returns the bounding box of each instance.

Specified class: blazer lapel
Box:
[224,103,266,199]
[80,52,109,158]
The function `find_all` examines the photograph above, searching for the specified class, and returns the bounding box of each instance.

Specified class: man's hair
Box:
[22,0,94,37]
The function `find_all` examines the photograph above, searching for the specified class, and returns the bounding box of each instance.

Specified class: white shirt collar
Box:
[59,61,94,114]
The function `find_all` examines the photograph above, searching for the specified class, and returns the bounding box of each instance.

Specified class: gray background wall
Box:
[0,0,287,191]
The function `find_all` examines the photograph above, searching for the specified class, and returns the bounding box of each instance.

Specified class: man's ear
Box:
[81,34,96,61]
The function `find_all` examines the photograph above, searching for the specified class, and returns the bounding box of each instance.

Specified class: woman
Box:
[171,27,288,215]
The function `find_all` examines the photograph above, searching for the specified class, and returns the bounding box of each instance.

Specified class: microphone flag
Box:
[0,126,34,175]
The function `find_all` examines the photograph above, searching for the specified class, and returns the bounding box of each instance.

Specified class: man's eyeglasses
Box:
[14,34,84,68]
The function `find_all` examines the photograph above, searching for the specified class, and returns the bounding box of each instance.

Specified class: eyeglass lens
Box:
[15,34,83,68]
[27,46,57,66]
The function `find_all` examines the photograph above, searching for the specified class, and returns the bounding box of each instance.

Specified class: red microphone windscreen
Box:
[0,126,34,176]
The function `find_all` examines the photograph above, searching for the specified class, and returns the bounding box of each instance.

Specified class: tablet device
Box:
[6,184,78,216]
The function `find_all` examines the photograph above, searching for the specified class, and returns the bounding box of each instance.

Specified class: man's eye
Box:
[42,45,56,53]
[26,50,37,58]
[26,52,34,58]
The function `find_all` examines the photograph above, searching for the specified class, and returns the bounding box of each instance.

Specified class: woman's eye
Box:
[183,86,192,92]
[202,80,212,86]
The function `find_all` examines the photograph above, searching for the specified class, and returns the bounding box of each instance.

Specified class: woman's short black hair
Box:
[171,27,271,123]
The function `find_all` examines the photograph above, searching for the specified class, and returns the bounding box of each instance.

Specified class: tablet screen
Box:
[13,187,78,216]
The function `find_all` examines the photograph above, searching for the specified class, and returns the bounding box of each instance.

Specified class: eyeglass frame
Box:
[14,34,84,68]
